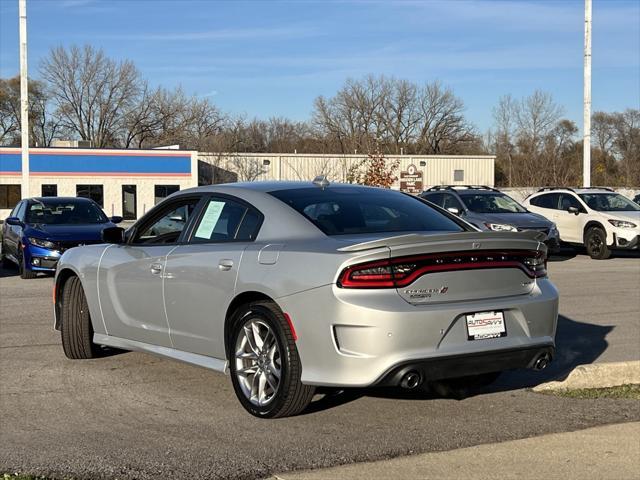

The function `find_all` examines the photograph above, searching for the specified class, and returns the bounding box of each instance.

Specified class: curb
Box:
[533,361,640,392]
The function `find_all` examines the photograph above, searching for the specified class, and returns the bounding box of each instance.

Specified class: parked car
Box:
[524,187,640,259]
[1,197,122,278]
[54,180,558,418]
[420,186,560,253]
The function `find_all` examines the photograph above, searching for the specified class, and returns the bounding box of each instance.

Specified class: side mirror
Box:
[110,216,123,224]
[102,226,125,244]
[567,206,580,215]
[5,217,24,227]
[447,207,460,215]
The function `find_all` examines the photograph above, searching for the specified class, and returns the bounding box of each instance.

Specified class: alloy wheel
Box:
[234,318,282,407]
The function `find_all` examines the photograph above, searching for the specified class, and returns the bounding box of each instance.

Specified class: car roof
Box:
[180,181,397,195]
[28,196,94,203]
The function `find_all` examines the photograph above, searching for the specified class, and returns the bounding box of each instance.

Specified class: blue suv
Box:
[1,197,122,278]
[421,186,560,253]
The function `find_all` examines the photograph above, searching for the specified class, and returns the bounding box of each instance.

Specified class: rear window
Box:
[269,187,465,235]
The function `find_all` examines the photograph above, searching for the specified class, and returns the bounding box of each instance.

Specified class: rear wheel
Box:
[229,301,315,418]
[585,227,611,260]
[18,247,37,279]
[60,276,100,359]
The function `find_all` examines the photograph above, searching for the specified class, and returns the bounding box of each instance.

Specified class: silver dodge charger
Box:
[54,180,559,418]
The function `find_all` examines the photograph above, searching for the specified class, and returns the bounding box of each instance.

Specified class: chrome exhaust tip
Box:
[533,353,551,371]
[400,371,422,389]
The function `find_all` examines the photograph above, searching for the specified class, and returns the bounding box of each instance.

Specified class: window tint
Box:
[76,185,104,207]
[191,198,261,243]
[559,194,583,211]
[236,209,262,241]
[15,201,26,220]
[578,193,640,212]
[26,199,108,225]
[269,187,465,236]
[133,199,199,245]
[441,193,464,211]
[421,193,444,207]
[530,193,560,210]
[0,184,21,209]
[459,193,527,213]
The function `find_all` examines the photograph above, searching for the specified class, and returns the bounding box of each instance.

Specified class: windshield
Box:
[26,200,109,225]
[269,187,465,235]
[459,193,527,213]
[579,193,640,212]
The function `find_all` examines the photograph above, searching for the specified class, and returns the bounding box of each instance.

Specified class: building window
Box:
[454,169,464,182]
[76,184,104,207]
[41,184,57,197]
[154,185,180,205]
[0,185,21,209]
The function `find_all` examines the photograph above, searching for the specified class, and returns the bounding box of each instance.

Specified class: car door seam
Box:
[96,244,114,335]
[162,244,181,348]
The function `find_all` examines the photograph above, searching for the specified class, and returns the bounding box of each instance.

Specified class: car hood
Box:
[467,212,552,229]
[24,223,113,241]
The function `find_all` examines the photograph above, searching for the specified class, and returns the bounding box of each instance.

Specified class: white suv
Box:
[524,188,640,259]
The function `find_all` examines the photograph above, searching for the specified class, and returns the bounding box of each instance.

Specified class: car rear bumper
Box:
[375,344,554,386]
[279,278,559,387]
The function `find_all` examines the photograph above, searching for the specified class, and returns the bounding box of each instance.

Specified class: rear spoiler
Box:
[337,231,546,252]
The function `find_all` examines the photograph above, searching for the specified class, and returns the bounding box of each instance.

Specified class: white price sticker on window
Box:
[194,201,225,239]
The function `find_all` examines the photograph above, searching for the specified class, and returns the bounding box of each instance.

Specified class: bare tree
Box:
[0,76,60,146]
[40,45,141,147]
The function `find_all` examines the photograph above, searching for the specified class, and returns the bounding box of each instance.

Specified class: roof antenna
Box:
[312,175,330,189]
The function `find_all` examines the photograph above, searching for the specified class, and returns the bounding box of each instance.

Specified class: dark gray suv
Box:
[421,186,560,253]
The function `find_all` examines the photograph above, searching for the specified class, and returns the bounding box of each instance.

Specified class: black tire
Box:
[430,371,501,399]
[18,247,37,279]
[1,243,14,269]
[585,227,611,260]
[229,301,315,418]
[60,276,100,359]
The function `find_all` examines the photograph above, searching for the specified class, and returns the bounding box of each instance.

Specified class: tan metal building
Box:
[198,153,496,190]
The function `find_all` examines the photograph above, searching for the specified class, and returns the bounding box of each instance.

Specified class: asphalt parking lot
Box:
[0,251,639,480]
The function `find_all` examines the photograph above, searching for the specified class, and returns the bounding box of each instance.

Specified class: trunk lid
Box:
[338,231,547,305]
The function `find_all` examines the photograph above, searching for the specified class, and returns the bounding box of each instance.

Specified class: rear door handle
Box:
[150,263,163,275]
[218,259,234,271]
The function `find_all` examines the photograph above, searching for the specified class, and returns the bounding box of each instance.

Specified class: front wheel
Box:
[585,227,611,260]
[18,247,37,279]
[60,276,101,359]
[229,301,315,418]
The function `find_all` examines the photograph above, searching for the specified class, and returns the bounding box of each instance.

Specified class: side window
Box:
[441,193,464,211]
[422,193,444,207]
[531,193,560,210]
[191,197,262,243]
[15,201,27,221]
[559,194,583,212]
[132,199,200,245]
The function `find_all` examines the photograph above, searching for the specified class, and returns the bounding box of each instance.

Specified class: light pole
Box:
[583,0,592,188]
[19,0,29,197]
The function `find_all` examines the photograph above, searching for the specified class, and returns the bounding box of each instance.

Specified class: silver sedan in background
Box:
[54,180,558,418]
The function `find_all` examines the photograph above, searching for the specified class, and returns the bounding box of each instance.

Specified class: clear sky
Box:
[0,0,638,132]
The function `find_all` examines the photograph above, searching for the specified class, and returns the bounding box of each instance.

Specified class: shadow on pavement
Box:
[304,314,613,414]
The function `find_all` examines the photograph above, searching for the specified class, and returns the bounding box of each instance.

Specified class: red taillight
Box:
[338,250,547,289]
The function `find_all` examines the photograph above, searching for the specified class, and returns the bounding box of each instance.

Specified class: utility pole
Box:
[583,0,592,188]
[19,0,29,197]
